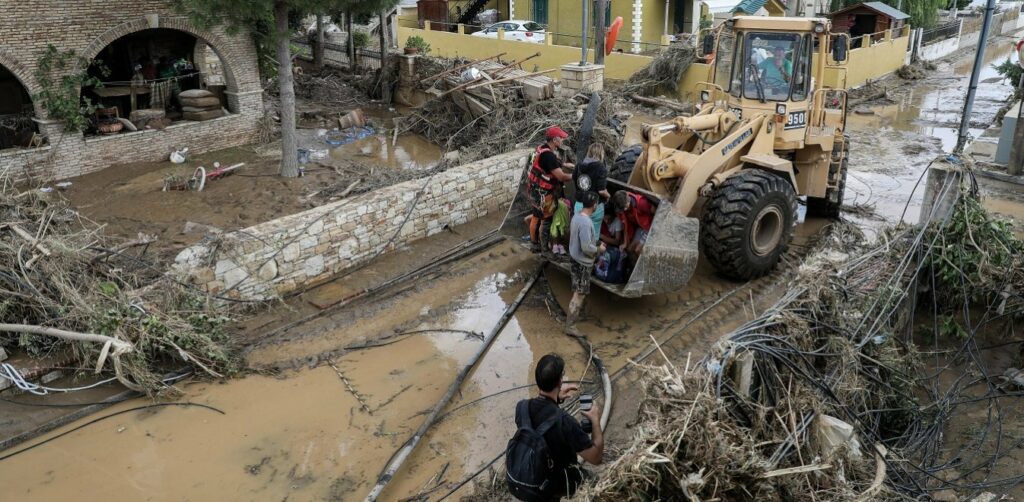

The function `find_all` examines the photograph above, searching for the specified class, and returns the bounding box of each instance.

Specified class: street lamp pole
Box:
[954,0,997,154]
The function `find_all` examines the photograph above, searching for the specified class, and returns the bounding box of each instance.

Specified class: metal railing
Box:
[292,38,383,71]
[921,20,961,45]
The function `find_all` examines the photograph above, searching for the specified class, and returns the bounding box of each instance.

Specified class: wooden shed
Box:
[830,2,909,46]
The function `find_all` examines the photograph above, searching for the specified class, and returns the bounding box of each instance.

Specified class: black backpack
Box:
[506,399,561,501]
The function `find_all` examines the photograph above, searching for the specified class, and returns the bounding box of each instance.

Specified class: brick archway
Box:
[79,15,244,94]
[0,47,43,118]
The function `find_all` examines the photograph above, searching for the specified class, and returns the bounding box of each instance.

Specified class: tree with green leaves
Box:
[182,0,350,177]
[182,0,399,177]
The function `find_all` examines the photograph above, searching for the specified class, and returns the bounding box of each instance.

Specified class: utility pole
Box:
[955,0,996,154]
[595,0,607,65]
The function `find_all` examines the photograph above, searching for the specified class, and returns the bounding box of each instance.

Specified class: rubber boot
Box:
[566,293,585,330]
[539,218,553,259]
[529,216,541,253]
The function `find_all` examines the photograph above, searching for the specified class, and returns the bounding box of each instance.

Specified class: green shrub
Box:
[352,31,369,49]
[405,35,432,54]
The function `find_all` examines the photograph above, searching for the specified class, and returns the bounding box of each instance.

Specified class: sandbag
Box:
[183,109,225,121]
[179,96,222,108]
[178,89,214,99]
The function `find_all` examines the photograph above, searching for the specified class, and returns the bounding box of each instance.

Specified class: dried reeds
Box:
[619,43,699,97]
[0,172,238,395]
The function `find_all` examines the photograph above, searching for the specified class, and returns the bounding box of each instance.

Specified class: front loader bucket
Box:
[499,170,699,298]
[619,202,700,297]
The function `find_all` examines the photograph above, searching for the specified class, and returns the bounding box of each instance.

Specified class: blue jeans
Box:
[573,201,604,242]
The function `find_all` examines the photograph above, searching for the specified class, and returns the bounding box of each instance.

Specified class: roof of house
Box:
[733,0,768,14]
[832,1,910,20]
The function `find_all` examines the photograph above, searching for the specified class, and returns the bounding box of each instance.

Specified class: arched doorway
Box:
[0,64,38,150]
[81,28,232,135]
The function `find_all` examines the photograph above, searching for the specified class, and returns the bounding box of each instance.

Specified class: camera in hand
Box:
[579,394,593,434]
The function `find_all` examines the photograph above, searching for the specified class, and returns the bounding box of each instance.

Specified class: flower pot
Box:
[98,120,124,135]
[404,47,419,55]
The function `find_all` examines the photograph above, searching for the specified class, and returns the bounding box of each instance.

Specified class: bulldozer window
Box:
[743,33,799,102]
[791,35,812,101]
[713,31,742,98]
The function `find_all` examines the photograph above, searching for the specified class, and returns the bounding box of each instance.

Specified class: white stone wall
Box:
[173,149,530,300]
[920,36,961,61]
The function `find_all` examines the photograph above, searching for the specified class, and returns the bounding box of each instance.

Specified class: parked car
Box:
[471,20,546,43]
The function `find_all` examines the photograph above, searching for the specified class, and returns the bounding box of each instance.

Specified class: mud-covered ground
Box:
[4,32,1024,502]
[61,103,439,262]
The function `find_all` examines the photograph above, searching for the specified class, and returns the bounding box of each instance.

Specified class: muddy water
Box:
[844,35,1020,228]
[297,106,441,171]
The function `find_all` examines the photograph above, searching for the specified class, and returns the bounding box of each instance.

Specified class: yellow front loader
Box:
[502,16,852,297]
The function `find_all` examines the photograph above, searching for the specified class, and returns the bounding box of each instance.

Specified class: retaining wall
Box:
[173,149,530,300]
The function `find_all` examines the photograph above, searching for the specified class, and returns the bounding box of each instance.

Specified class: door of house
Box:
[534,0,549,24]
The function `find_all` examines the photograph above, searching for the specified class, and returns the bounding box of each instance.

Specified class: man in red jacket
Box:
[612,190,654,261]
[526,126,575,254]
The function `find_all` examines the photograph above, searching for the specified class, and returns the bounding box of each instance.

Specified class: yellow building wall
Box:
[507,0,670,50]
[822,29,910,89]
[397,25,657,80]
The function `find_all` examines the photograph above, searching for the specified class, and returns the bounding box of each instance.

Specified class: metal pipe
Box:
[581,0,590,65]
[955,0,996,153]
[665,0,671,35]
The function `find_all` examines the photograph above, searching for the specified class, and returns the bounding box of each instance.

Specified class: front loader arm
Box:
[672,113,770,216]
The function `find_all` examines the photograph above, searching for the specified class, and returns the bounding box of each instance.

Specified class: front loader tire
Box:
[610,144,643,182]
[701,169,798,281]
[807,137,849,218]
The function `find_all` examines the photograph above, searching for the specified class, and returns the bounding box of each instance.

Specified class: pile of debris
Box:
[586,163,1024,500]
[896,60,936,80]
[402,55,626,165]
[0,172,238,395]
[619,43,699,97]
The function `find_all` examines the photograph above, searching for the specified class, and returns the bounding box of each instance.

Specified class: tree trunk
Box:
[315,14,325,69]
[346,12,356,66]
[379,10,391,104]
[275,1,299,178]
[595,0,607,65]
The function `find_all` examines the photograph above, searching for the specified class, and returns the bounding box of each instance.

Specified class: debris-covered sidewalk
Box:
[583,160,1024,501]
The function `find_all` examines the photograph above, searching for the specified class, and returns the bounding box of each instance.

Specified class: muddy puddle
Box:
[297,107,441,171]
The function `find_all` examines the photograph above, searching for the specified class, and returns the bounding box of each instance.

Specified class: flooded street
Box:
[5,32,1024,502]
[844,35,1020,227]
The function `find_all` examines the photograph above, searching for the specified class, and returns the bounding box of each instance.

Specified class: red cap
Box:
[545,126,569,139]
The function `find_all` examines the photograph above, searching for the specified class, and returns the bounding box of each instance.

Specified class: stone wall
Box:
[173,150,530,300]
[0,1,263,181]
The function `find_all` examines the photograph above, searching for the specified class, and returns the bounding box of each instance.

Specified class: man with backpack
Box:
[506,353,604,501]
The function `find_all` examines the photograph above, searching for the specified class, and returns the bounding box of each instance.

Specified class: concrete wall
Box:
[173,150,530,300]
[0,1,263,181]
[397,25,657,80]
[822,28,911,89]
[920,35,961,61]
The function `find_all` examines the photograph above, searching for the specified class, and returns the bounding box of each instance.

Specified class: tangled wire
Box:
[0,172,239,395]
[585,159,1024,501]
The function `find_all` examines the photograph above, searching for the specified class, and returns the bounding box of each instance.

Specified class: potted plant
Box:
[404,35,431,55]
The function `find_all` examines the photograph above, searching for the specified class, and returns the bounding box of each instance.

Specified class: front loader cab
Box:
[702,17,841,147]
